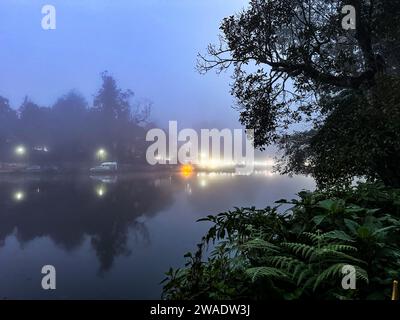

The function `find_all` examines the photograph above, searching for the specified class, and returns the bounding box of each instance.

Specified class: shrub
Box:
[162,182,400,300]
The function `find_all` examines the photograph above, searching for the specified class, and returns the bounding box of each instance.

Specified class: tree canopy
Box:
[199,0,400,187]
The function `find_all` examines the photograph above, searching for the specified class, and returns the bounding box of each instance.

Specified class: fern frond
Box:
[282,242,316,259]
[354,266,369,284]
[320,244,358,252]
[245,267,288,282]
[313,263,346,291]
[302,232,322,244]
[265,256,302,272]
[241,239,280,252]
[311,249,365,265]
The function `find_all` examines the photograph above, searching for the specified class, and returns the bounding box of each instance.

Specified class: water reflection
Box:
[0,174,177,272]
[12,190,26,202]
[0,171,315,298]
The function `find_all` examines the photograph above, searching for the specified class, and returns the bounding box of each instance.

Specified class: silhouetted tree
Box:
[18,97,52,162]
[199,0,400,187]
[89,71,150,163]
[50,91,88,162]
[0,96,18,162]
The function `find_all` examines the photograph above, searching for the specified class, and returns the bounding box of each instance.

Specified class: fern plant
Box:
[244,232,368,299]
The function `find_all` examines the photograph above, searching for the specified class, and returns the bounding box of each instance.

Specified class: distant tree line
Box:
[0,71,152,165]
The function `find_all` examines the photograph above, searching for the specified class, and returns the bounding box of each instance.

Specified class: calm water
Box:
[0,171,314,299]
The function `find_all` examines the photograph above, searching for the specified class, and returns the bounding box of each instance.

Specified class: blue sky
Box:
[0,0,249,129]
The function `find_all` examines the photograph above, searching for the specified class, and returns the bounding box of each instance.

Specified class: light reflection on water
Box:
[0,171,314,299]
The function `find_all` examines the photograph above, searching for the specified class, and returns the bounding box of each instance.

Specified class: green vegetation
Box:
[162,182,400,300]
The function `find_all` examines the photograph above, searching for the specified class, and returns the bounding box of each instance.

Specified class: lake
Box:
[0,171,314,299]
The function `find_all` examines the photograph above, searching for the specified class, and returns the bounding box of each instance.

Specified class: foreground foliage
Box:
[162,182,400,300]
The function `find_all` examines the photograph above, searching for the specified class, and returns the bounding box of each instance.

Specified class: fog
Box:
[0,0,248,129]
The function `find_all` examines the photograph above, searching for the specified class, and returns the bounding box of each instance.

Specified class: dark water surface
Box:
[0,171,314,299]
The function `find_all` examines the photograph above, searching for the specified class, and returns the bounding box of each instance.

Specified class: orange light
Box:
[180,164,194,178]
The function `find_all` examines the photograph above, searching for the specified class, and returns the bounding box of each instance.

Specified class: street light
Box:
[15,145,26,156]
[96,148,107,161]
[13,190,25,202]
